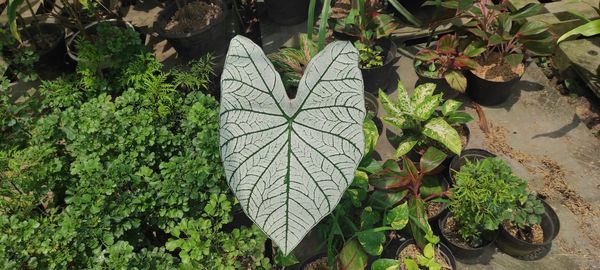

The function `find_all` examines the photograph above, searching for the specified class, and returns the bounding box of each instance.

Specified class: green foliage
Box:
[379,81,473,156]
[415,34,479,93]
[269,34,317,89]
[330,0,399,45]
[558,19,600,43]
[0,28,39,82]
[0,51,271,268]
[449,157,528,245]
[355,41,384,68]
[509,194,545,229]
[172,54,215,91]
[372,227,444,270]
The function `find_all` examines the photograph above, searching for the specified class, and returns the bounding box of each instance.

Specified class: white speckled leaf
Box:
[422,117,462,155]
[220,36,365,254]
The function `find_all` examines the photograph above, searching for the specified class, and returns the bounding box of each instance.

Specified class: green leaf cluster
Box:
[0,51,271,268]
[449,157,528,245]
[508,194,545,229]
[379,82,473,157]
[0,28,39,82]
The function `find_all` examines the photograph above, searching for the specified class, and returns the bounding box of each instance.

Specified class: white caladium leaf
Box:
[220,36,365,254]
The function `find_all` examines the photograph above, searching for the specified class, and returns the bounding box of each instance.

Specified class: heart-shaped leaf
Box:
[220,36,365,254]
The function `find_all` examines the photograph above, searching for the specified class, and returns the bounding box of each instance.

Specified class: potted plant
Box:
[447,148,496,184]
[372,229,457,270]
[378,81,473,160]
[156,0,229,61]
[440,157,528,262]
[330,0,400,92]
[5,0,67,77]
[496,194,560,259]
[453,0,554,105]
[369,147,450,229]
[414,34,480,99]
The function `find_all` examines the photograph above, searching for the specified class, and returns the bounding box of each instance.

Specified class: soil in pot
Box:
[504,222,544,244]
[472,52,524,82]
[303,256,329,270]
[426,201,446,220]
[164,1,222,35]
[398,243,453,270]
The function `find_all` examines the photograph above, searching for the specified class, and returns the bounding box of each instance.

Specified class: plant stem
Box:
[317,0,331,51]
[307,0,317,40]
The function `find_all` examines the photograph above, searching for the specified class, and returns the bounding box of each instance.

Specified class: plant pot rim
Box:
[396,238,457,270]
[467,59,525,83]
[500,198,560,247]
[439,211,498,251]
[156,0,227,39]
[66,19,135,62]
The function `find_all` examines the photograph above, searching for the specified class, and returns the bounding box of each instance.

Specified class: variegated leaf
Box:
[413,94,442,121]
[440,99,462,116]
[382,116,415,130]
[422,117,462,155]
[220,36,365,254]
[395,81,413,114]
[410,83,436,109]
[378,89,404,117]
[395,134,419,158]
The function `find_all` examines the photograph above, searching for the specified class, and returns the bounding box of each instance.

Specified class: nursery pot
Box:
[362,39,398,93]
[465,68,522,106]
[495,199,560,259]
[364,91,379,113]
[396,238,457,270]
[299,253,329,270]
[438,212,498,263]
[66,19,135,62]
[414,59,461,100]
[21,23,66,67]
[264,0,309,25]
[156,0,229,61]
[448,148,496,184]
[426,175,450,227]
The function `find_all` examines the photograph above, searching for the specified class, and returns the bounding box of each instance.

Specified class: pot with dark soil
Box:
[438,212,497,262]
[465,52,524,106]
[21,23,66,69]
[156,0,229,61]
[264,0,309,25]
[233,0,261,46]
[360,39,397,93]
[66,19,138,63]
[300,253,329,270]
[496,196,560,259]
[396,238,457,270]
[447,148,496,184]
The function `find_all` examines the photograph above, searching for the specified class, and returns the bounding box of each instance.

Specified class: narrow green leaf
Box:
[446,111,474,124]
[558,19,600,43]
[511,3,542,20]
[379,89,405,116]
[384,202,409,229]
[518,21,549,36]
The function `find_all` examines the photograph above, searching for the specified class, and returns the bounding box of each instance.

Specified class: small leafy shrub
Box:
[0,51,272,268]
[0,28,39,82]
[355,41,384,68]
[449,157,528,245]
[508,194,545,229]
[415,34,479,93]
[379,81,473,157]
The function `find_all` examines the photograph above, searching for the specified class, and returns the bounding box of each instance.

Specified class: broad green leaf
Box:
[395,134,419,158]
[558,19,600,43]
[463,43,485,57]
[489,34,503,45]
[384,202,409,229]
[383,116,416,130]
[357,229,386,256]
[443,70,467,93]
[518,21,549,36]
[403,258,419,270]
[396,81,413,113]
[274,250,300,266]
[220,36,365,255]
[504,53,524,67]
[339,240,368,270]
[446,111,474,124]
[363,114,379,155]
[498,13,513,34]
[370,190,409,209]
[419,176,445,198]
[413,94,442,121]
[361,207,380,229]
[372,259,400,270]
[440,100,462,116]
[415,51,440,61]
[420,147,447,173]
[410,83,436,108]
[424,243,435,258]
[422,117,462,155]
[454,55,479,70]
[408,197,430,248]
[466,28,488,39]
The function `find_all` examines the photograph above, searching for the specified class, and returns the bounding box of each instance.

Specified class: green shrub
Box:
[449,157,527,245]
[0,52,272,269]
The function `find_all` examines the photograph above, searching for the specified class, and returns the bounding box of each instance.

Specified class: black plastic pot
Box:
[438,212,498,263]
[465,68,522,106]
[264,0,309,25]
[426,175,450,227]
[496,199,560,260]
[396,238,457,270]
[448,148,496,184]
[22,23,66,69]
[364,91,379,113]
[156,0,229,61]
[362,39,397,93]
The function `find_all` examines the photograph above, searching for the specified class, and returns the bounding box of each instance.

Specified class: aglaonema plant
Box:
[415,34,480,93]
[369,147,449,248]
[379,81,473,157]
[220,35,366,255]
